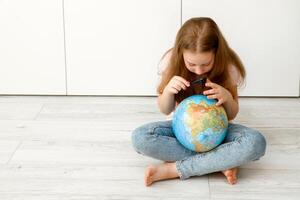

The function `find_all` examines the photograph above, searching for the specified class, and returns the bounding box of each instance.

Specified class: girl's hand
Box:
[164,76,190,95]
[203,79,233,106]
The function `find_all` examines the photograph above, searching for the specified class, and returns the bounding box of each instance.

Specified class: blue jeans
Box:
[131,120,266,180]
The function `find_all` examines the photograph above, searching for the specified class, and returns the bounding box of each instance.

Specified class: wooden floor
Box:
[0,96,299,200]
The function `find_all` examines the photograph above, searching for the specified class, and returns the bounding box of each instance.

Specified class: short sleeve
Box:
[156,50,172,87]
[228,65,242,86]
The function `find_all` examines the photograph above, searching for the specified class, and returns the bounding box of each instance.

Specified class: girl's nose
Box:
[195,68,204,75]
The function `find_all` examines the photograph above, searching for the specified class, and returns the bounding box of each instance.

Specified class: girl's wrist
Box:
[163,87,174,97]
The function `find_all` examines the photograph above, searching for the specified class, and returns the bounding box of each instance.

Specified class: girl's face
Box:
[183,50,215,77]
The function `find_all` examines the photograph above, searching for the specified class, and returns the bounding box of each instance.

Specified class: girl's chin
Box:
[194,73,208,79]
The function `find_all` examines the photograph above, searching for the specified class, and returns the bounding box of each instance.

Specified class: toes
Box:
[144,166,155,187]
[222,168,238,185]
[144,175,152,186]
[232,168,238,179]
[223,168,238,177]
[222,170,233,177]
[227,176,237,185]
[145,176,153,186]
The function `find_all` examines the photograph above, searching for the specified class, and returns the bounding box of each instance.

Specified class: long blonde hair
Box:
[157,17,246,103]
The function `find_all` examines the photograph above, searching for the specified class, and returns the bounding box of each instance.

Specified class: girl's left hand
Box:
[203,79,233,106]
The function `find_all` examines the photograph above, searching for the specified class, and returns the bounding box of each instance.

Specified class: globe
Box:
[172,95,228,152]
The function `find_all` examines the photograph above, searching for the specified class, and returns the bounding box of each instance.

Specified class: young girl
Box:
[131,17,266,186]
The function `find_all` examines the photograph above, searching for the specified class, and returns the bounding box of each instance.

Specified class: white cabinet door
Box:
[0,0,66,95]
[64,0,181,95]
[182,0,300,97]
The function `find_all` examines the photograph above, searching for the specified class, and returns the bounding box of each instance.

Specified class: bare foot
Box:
[144,162,179,186]
[222,168,238,185]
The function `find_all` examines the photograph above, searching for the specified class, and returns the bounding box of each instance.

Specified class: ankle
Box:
[164,162,178,178]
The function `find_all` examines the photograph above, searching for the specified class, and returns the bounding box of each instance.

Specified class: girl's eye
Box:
[201,62,211,67]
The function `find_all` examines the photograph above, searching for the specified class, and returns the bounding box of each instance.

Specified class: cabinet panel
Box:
[183,0,300,96]
[65,0,181,95]
[0,0,66,95]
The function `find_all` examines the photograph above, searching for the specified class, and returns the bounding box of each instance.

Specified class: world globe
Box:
[172,95,228,152]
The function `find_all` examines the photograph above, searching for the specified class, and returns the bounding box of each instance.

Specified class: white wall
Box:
[0,0,66,95]
[64,0,181,95]
[0,0,299,96]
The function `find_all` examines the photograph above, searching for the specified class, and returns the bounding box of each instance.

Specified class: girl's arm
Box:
[157,76,190,115]
[157,91,176,115]
[222,86,239,120]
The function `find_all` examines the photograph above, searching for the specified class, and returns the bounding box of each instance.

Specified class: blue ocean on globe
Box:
[172,95,228,152]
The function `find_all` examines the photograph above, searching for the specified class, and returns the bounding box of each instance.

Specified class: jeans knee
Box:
[131,125,148,154]
[249,130,267,160]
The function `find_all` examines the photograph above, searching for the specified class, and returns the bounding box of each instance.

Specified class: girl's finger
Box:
[203,89,215,95]
[179,81,188,90]
[207,94,217,99]
[170,87,179,94]
[205,82,218,89]
[175,76,190,87]
[216,100,223,106]
[206,78,212,83]
[172,84,181,91]
[174,80,187,90]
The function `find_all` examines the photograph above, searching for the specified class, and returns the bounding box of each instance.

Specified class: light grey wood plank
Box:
[0,119,147,137]
[0,195,204,200]
[241,144,300,170]
[260,128,300,145]
[0,164,209,199]
[0,141,21,164]
[0,119,154,147]
[240,128,300,170]
[0,196,205,200]
[0,102,43,120]
[239,98,300,106]
[0,96,298,105]
[0,96,158,104]
[209,169,300,200]
[35,103,165,122]
[8,140,159,167]
[235,98,300,128]
[235,120,300,128]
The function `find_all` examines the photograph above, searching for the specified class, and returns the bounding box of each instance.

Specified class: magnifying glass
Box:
[191,77,207,87]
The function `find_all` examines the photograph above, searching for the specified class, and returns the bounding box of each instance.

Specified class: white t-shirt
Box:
[157,50,241,120]
[156,50,173,89]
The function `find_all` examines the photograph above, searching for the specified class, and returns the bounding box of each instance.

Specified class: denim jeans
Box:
[131,120,266,180]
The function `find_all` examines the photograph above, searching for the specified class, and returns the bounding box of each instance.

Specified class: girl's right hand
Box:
[164,76,190,95]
